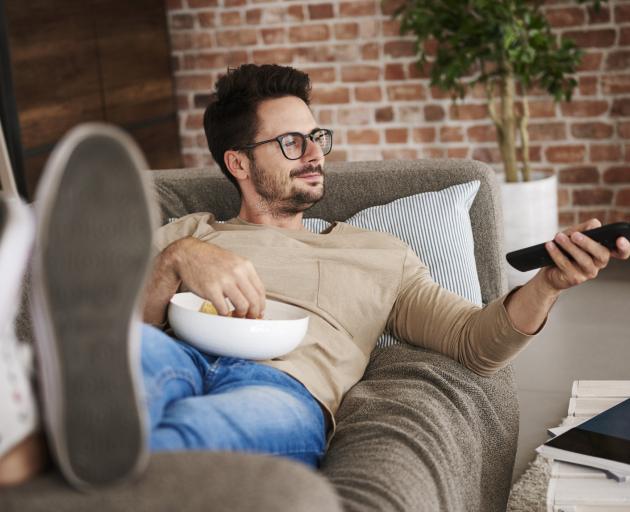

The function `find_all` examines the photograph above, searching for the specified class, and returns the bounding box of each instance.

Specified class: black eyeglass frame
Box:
[234,128,334,161]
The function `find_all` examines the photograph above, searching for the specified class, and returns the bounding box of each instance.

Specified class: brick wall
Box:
[166,0,630,225]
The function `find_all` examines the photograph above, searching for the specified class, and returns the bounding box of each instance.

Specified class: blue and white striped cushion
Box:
[304,180,482,348]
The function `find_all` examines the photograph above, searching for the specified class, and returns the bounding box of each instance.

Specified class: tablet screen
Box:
[545,398,630,465]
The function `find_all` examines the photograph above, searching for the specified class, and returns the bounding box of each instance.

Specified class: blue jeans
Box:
[140,324,326,468]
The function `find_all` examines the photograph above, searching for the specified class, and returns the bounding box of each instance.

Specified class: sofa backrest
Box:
[149,159,507,303]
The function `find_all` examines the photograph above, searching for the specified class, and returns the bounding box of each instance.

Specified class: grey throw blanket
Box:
[321,343,518,512]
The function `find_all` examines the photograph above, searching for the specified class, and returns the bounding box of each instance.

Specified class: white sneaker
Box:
[0,194,37,459]
[30,123,157,489]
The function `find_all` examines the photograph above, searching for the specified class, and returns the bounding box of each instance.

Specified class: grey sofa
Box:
[3,159,518,512]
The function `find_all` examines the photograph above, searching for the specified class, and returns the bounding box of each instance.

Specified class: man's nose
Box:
[303,137,324,162]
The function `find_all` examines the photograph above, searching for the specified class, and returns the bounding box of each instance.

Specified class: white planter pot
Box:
[500,171,558,287]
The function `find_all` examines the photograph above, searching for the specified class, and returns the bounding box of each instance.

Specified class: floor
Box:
[511,258,630,483]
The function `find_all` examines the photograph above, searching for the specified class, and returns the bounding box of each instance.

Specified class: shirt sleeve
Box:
[386,247,543,376]
[153,212,217,254]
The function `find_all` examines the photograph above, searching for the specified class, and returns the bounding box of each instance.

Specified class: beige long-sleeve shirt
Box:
[154,214,537,434]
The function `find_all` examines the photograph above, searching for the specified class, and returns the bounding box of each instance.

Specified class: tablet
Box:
[537,398,630,477]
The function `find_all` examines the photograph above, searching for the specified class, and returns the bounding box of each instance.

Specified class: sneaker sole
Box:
[30,123,157,490]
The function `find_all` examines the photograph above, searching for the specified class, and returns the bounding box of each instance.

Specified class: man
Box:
[0,63,628,490]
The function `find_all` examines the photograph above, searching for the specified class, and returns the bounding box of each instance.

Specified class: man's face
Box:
[245,96,326,217]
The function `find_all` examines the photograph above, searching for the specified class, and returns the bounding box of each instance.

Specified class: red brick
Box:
[617,189,630,206]
[528,101,557,118]
[342,65,380,82]
[412,127,436,143]
[185,113,204,130]
[558,188,571,208]
[398,106,422,123]
[317,109,333,124]
[252,48,294,64]
[578,210,608,224]
[175,74,215,92]
[546,145,586,163]
[615,4,630,23]
[606,51,630,72]
[375,106,394,123]
[169,33,192,51]
[440,126,464,142]
[546,7,585,27]
[224,0,245,6]
[183,53,223,70]
[188,0,218,6]
[573,188,614,205]
[198,12,215,27]
[308,4,334,19]
[621,28,630,46]
[587,6,610,24]
[261,28,285,45]
[559,211,577,226]
[177,94,190,110]
[609,210,630,222]
[361,43,379,60]
[221,12,241,25]
[571,122,614,139]
[335,23,359,40]
[348,129,380,144]
[577,52,603,71]
[602,75,630,95]
[385,128,408,143]
[326,149,348,162]
[591,144,622,162]
[166,0,183,9]
[217,29,257,46]
[385,64,405,81]
[560,100,609,117]
[449,104,487,120]
[604,166,630,183]
[355,86,381,102]
[558,166,600,184]
[384,41,415,58]
[307,67,336,83]
[382,148,418,160]
[421,147,446,158]
[340,1,376,16]
[467,125,496,143]
[245,9,262,24]
[311,87,351,104]
[359,20,379,39]
[408,61,430,79]
[472,147,501,163]
[170,13,194,29]
[612,99,630,117]
[528,122,567,141]
[380,0,405,16]
[382,19,401,37]
[289,24,329,43]
[387,84,425,101]
[424,105,445,122]
[430,87,451,100]
[619,122,630,139]
[579,76,598,96]
[338,107,370,125]
[447,147,469,158]
[563,29,616,48]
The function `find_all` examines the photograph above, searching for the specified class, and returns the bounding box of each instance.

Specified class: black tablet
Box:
[541,398,630,472]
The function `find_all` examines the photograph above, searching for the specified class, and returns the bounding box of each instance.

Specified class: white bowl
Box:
[167,292,309,360]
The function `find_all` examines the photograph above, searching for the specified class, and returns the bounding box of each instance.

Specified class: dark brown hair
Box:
[203,64,312,191]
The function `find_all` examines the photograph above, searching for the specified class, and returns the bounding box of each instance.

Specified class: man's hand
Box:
[538,218,630,293]
[170,237,266,319]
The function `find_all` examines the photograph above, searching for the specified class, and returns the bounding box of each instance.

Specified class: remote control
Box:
[506,222,630,272]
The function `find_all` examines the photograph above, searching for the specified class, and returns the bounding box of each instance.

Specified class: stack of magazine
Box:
[536,381,630,510]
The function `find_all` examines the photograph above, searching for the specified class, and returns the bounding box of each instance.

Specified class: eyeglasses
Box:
[235,128,333,160]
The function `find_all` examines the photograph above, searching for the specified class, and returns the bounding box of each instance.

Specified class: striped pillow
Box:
[303,181,482,348]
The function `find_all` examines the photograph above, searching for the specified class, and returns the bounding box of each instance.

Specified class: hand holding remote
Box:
[507,219,630,292]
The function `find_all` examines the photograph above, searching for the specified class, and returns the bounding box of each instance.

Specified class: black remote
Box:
[506,222,630,272]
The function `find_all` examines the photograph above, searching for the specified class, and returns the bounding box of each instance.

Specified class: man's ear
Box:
[224,150,250,182]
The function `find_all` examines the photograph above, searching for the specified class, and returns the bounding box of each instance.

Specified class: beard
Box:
[249,159,325,218]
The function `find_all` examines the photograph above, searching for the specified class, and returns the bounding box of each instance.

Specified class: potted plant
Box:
[393,0,603,284]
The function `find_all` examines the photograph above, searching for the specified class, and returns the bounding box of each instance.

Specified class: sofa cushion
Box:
[303,181,482,348]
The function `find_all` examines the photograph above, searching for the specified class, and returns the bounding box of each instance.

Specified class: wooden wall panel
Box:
[4,0,181,198]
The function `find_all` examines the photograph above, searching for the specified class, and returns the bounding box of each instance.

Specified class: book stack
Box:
[542,380,630,511]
